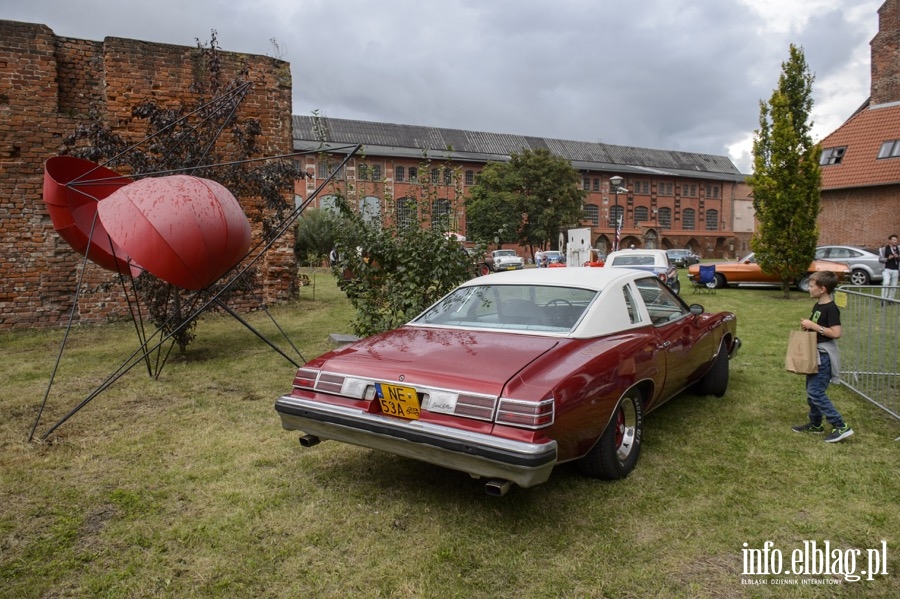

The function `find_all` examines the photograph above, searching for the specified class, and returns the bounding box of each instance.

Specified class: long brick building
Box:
[290,116,753,263]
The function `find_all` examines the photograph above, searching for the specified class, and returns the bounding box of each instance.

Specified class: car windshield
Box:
[611,255,657,266]
[413,284,599,333]
[494,250,516,257]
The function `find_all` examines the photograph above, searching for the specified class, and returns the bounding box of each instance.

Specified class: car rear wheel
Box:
[850,269,870,285]
[578,391,643,480]
[797,275,811,292]
[714,273,726,289]
[691,339,730,397]
[479,264,491,276]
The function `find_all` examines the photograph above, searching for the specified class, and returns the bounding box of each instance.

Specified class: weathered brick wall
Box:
[0,20,297,330]
[820,186,900,247]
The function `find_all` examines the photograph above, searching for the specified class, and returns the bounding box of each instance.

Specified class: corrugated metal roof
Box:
[292,115,744,180]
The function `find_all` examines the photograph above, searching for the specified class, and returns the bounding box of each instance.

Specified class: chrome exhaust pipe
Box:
[298,434,321,447]
[484,479,511,497]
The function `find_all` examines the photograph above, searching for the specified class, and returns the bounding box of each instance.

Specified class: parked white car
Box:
[489,249,525,271]
[604,249,681,295]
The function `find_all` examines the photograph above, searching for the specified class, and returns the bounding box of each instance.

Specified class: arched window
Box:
[705,209,719,231]
[395,166,405,183]
[682,208,696,230]
[396,197,416,229]
[319,194,339,214]
[583,204,599,226]
[408,167,418,182]
[634,206,649,225]
[360,196,381,224]
[608,205,624,228]
[658,207,672,229]
[432,198,451,231]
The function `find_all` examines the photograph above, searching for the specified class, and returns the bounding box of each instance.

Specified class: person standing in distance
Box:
[879,234,899,302]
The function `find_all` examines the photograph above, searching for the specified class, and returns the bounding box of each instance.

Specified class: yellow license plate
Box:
[376,382,420,420]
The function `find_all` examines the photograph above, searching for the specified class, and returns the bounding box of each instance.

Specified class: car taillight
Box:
[293,368,373,399]
[495,398,554,429]
[293,368,319,389]
[658,272,667,283]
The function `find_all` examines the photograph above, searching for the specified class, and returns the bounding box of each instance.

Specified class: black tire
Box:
[578,391,643,480]
[850,269,870,285]
[797,274,811,292]
[714,273,726,289]
[692,339,729,397]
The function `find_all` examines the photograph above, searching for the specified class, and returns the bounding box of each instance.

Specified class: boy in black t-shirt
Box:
[791,271,854,442]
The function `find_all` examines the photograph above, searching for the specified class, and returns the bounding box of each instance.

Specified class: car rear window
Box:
[414,284,598,333]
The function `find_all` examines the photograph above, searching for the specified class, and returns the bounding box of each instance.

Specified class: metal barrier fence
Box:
[835,286,899,428]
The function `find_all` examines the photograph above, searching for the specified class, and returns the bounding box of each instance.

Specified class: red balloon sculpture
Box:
[43,157,251,290]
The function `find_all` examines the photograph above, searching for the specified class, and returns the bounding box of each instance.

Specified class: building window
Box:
[658,207,672,229]
[395,166,405,183]
[583,176,590,191]
[608,205,624,228]
[317,161,344,180]
[821,146,847,164]
[682,183,697,197]
[371,165,382,180]
[634,206,649,225]
[704,184,720,198]
[443,167,452,186]
[592,178,600,192]
[705,209,719,231]
[431,168,440,184]
[584,204,599,226]
[682,208,696,230]
[432,198,451,230]
[357,163,368,180]
[658,182,673,196]
[360,196,381,223]
[319,194,339,214]
[877,140,900,159]
[465,170,475,186]
[408,167,418,182]
[634,180,649,194]
[396,197,416,228]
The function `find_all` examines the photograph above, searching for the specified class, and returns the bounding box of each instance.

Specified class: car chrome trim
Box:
[275,395,557,487]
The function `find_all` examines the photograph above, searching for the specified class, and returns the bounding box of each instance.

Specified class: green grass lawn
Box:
[1,267,897,598]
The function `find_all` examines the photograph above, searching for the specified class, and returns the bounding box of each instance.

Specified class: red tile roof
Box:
[819,100,900,190]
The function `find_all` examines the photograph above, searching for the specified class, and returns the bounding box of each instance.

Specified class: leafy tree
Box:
[294,208,337,266]
[61,32,298,355]
[465,148,585,252]
[325,154,472,337]
[748,44,822,298]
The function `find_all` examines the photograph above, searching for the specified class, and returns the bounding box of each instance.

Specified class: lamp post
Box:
[610,175,626,252]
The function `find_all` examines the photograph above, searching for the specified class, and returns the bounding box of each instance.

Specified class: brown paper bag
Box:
[785,330,818,374]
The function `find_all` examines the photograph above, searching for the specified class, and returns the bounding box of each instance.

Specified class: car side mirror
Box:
[689,304,704,316]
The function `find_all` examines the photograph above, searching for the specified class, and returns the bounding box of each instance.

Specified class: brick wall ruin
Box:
[0,20,297,330]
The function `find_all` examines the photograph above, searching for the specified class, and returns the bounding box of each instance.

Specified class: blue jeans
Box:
[805,350,844,427]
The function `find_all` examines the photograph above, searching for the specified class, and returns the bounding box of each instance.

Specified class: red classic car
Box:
[275,268,741,495]
[687,252,851,291]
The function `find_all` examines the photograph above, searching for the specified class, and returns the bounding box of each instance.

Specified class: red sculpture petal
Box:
[43,156,134,273]
[97,175,251,290]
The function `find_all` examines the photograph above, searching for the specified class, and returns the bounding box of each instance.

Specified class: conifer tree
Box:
[748,44,822,298]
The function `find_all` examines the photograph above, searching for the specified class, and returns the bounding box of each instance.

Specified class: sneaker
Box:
[792,422,824,433]
[824,424,854,443]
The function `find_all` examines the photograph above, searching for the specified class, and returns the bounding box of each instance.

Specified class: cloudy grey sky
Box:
[1,0,883,173]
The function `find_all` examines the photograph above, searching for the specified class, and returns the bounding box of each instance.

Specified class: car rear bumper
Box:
[275,395,558,488]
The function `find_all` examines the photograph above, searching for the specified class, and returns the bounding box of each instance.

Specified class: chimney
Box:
[871,0,900,105]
